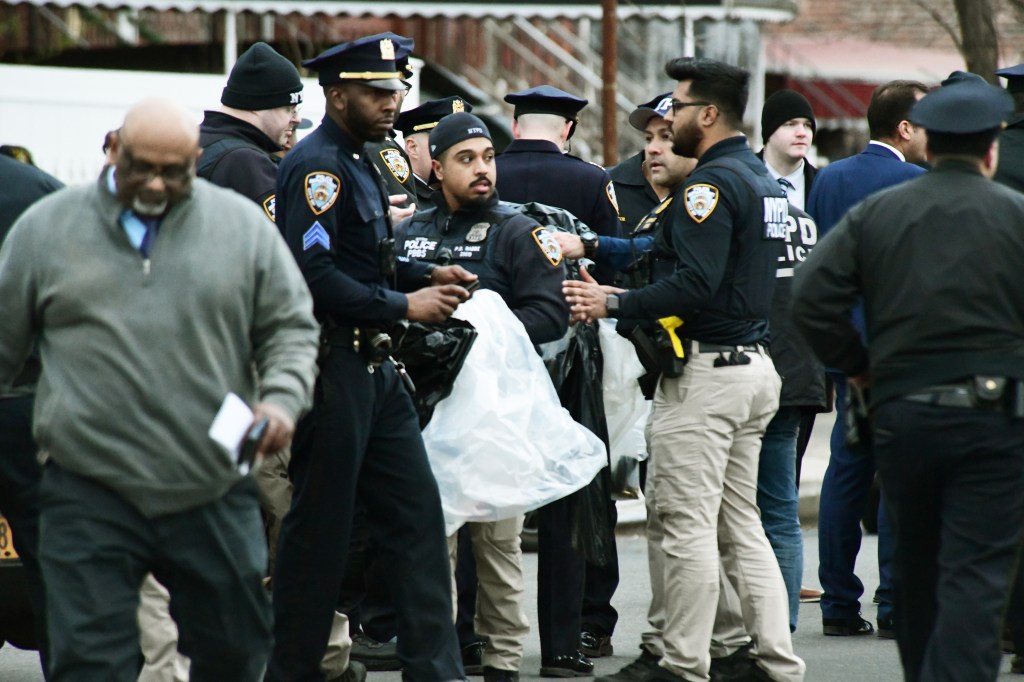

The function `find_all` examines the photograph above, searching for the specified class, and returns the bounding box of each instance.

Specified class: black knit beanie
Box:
[761,89,816,144]
[222,42,303,111]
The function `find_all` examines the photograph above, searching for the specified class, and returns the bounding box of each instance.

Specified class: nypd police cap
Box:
[910,80,1014,134]
[302,34,409,90]
[396,97,473,137]
[369,31,416,81]
[504,85,588,119]
[997,63,1024,94]
[940,70,986,87]
[628,92,672,131]
[429,112,492,158]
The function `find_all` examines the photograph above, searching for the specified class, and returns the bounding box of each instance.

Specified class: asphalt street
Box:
[3,526,1023,681]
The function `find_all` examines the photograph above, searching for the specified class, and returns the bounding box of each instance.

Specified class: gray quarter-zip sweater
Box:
[0,174,319,516]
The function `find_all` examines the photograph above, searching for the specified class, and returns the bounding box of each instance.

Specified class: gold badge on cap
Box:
[380,38,395,60]
[452,99,465,113]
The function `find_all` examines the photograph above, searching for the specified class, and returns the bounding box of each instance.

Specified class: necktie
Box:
[778,177,795,196]
[138,216,159,258]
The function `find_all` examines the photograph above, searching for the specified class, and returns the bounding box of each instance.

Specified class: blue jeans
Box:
[818,377,893,622]
[757,406,803,632]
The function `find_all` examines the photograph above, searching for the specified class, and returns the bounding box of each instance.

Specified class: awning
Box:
[7,0,797,21]
[765,38,965,128]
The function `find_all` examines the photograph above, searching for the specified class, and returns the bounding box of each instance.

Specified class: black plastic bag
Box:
[550,321,615,566]
[392,318,478,428]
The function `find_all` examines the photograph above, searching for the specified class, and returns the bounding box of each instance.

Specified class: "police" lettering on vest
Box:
[762,196,789,240]
[403,236,439,259]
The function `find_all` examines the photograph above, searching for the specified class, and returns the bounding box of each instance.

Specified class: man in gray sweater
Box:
[0,98,320,682]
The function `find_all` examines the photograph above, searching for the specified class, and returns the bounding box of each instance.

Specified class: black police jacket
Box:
[793,159,1024,407]
[496,139,623,283]
[617,136,788,345]
[367,134,417,209]
[198,111,281,221]
[769,205,827,410]
[609,151,660,231]
[394,192,569,345]
[276,116,432,326]
[994,115,1024,194]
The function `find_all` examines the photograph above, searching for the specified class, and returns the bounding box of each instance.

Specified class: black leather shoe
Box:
[822,616,875,636]
[328,661,367,682]
[463,640,486,676]
[1012,654,1024,673]
[876,616,895,640]
[350,632,401,671]
[594,647,661,682]
[484,666,520,682]
[709,642,753,681]
[540,651,594,677]
[711,659,772,682]
[580,631,614,658]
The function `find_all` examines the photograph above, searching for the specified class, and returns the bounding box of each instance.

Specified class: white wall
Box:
[0,64,328,184]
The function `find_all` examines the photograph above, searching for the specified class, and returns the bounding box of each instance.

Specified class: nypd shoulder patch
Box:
[379,148,411,184]
[684,184,719,224]
[531,227,563,267]
[606,181,620,214]
[262,194,276,222]
[305,172,341,215]
[302,221,331,251]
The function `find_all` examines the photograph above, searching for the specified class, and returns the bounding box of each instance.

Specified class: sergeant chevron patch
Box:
[303,221,331,251]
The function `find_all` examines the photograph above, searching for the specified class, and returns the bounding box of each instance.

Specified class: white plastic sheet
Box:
[422,291,607,535]
[598,319,651,496]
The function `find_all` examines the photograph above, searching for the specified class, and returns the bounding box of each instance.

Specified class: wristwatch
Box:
[579,229,599,259]
[606,293,621,316]
[424,263,438,285]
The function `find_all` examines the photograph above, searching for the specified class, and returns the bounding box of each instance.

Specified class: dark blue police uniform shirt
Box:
[276,115,431,326]
[617,136,788,345]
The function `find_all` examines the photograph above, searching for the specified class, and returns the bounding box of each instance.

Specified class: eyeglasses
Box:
[669,99,710,114]
[119,143,193,184]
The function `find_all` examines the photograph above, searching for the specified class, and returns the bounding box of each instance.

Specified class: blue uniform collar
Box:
[502,139,563,155]
[695,135,750,166]
[318,114,365,158]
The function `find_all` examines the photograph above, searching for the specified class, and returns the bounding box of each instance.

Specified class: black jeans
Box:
[268,348,463,682]
[874,399,1024,682]
[38,465,271,682]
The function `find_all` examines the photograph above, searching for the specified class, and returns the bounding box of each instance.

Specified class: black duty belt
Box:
[902,384,974,409]
[696,342,761,354]
[901,377,1020,415]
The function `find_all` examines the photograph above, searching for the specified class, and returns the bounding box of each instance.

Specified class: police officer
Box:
[554,92,695,663]
[395,96,474,207]
[366,32,418,211]
[793,80,1024,682]
[496,85,623,284]
[267,34,475,682]
[198,41,302,220]
[395,111,568,682]
[607,93,673,231]
[994,63,1024,193]
[0,151,63,678]
[564,57,805,682]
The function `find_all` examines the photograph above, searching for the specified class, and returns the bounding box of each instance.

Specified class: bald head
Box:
[112,98,200,216]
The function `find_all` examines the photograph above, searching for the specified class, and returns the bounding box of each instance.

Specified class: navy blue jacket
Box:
[276,116,432,326]
[807,142,925,236]
[395,193,569,344]
[806,142,925,339]
[608,151,659,230]
[617,136,788,344]
[496,139,622,283]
